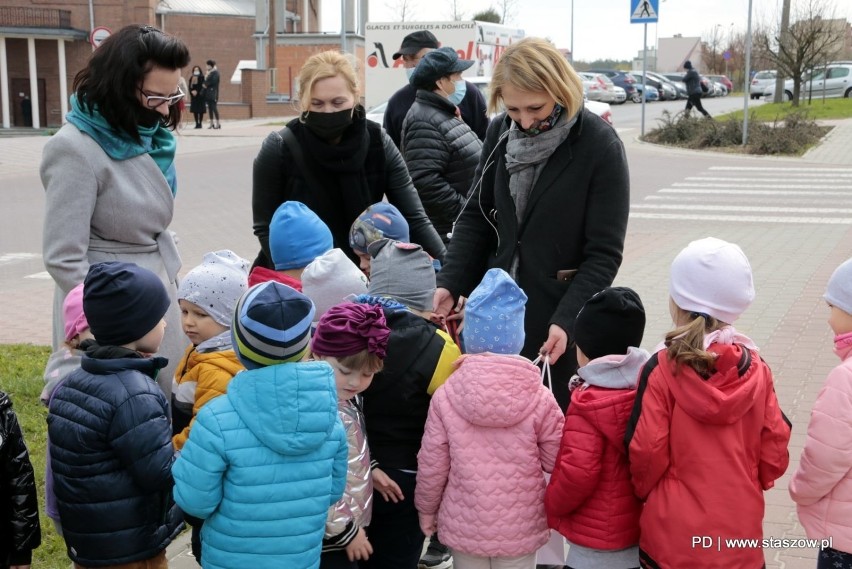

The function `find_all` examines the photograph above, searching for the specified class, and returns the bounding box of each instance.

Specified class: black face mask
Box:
[302,107,355,141]
[137,107,165,128]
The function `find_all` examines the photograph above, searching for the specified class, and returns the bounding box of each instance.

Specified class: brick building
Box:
[0,0,366,129]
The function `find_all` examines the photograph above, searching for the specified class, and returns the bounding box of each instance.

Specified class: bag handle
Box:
[279,126,326,191]
[531,354,553,393]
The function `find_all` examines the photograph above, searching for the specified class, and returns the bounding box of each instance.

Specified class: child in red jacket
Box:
[625,237,791,569]
[545,287,647,569]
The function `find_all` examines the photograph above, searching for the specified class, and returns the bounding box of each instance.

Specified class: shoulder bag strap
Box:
[279,126,325,191]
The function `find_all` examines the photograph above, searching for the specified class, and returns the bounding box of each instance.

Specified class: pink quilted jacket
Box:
[789,338,852,554]
[415,353,564,557]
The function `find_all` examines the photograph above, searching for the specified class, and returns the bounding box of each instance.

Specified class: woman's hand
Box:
[372,468,404,503]
[540,324,569,364]
[433,288,455,320]
[345,527,373,561]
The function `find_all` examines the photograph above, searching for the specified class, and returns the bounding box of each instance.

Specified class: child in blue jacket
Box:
[173,281,349,569]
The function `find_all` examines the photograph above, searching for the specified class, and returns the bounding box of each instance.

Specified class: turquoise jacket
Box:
[172,361,348,569]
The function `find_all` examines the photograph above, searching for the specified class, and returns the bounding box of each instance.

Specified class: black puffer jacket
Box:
[0,391,40,568]
[48,347,183,567]
[401,91,483,243]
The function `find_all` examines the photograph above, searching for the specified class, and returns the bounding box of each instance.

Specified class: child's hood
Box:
[662,342,763,425]
[227,360,340,454]
[444,353,544,427]
[578,346,649,390]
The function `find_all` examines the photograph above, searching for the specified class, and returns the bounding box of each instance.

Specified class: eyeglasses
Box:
[138,87,184,108]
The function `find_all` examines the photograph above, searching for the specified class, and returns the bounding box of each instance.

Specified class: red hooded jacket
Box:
[626,343,791,569]
[545,348,647,551]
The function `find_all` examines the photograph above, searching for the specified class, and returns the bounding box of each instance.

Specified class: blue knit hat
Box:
[349,202,410,255]
[269,201,333,270]
[83,262,170,346]
[462,268,527,355]
[232,281,316,369]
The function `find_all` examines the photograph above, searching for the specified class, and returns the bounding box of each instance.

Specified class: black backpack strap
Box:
[279,126,325,191]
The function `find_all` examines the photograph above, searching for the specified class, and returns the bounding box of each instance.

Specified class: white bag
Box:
[535,470,568,565]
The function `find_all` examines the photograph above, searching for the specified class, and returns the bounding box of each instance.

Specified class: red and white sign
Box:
[89,26,112,48]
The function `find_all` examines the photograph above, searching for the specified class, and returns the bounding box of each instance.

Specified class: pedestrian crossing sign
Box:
[631,0,659,23]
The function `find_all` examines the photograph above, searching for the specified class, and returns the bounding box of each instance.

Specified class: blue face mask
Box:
[405,67,415,81]
[448,79,466,105]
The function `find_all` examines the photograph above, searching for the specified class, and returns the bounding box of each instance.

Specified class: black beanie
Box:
[83,262,171,347]
[574,287,646,361]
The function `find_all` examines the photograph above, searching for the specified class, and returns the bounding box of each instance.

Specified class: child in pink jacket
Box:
[415,268,564,569]
[790,256,852,568]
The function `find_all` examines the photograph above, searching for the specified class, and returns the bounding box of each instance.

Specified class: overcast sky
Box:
[321,0,852,61]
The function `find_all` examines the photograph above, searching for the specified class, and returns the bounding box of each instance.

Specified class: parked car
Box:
[706,74,733,92]
[630,82,660,102]
[630,73,677,100]
[588,69,638,100]
[763,61,852,101]
[645,71,685,99]
[660,73,689,99]
[578,71,614,103]
[750,70,777,99]
[366,77,615,127]
[611,86,628,104]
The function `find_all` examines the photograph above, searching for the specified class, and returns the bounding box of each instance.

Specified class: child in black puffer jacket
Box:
[0,390,41,569]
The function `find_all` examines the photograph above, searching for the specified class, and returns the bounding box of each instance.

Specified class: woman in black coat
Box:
[433,38,630,410]
[187,65,206,128]
[401,47,483,245]
[252,51,445,268]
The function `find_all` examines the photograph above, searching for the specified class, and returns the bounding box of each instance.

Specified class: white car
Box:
[366,76,614,127]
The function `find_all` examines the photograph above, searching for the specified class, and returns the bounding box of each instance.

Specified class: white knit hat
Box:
[178,250,250,327]
[669,237,755,324]
[302,249,369,322]
[825,257,852,315]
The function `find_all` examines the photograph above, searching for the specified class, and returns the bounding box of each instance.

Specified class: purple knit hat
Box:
[311,302,391,359]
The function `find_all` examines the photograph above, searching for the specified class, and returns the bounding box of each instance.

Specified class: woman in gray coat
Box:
[401,47,483,245]
[40,25,190,400]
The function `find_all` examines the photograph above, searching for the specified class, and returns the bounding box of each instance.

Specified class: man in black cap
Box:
[383,30,489,150]
[683,60,711,118]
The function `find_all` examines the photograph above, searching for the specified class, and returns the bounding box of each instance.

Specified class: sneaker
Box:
[418,538,452,569]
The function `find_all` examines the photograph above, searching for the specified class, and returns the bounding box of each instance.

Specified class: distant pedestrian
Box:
[188,65,206,128]
[0,390,41,569]
[416,268,564,569]
[626,237,791,569]
[545,286,648,569]
[205,59,221,129]
[683,60,711,118]
[790,256,852,569]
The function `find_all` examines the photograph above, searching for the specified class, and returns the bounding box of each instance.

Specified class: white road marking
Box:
[660,188,851,196]
[0,253,40,265]
[632,203,852,214]
[709,166,852,172]
[24,271,52,280]
[630,213,852,224]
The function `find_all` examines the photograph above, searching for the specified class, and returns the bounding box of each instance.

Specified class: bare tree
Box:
[754,0,845,105]
[497,0,518,25]
[446,0,464,21]
[701,25,727,74]
[385,0,417,21]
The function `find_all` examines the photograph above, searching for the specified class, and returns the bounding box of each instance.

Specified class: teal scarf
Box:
[66,94,177,195]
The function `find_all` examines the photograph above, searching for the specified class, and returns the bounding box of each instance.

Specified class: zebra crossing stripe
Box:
[630,213,852,224]
[632,204,852,214]
[660,188,851,196]
[708,166,852,173]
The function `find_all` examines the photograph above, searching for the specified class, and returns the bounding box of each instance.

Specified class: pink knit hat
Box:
[63,283,90,342]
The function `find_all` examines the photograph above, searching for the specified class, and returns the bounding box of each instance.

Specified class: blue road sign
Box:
[631,0,659,24]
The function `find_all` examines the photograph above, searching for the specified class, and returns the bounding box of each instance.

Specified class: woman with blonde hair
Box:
[252,51,445,269]
[433,37,630,410]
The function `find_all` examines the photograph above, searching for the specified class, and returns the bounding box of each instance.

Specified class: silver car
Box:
[750,70,777,99]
